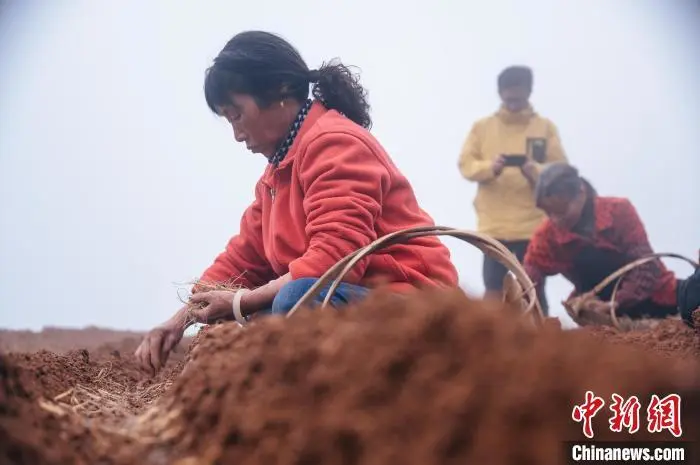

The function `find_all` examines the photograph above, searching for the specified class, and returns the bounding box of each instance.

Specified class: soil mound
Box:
[145,290,699,464]
[1,290,699,464]
[0,342,184,465]
[0,353,92,465]
[583,318,700,359]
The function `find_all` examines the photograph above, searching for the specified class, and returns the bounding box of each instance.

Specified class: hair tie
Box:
[308,69,320,83]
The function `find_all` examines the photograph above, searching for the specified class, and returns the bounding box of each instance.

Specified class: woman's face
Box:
[539,186,587,230]
[217,94,292,157]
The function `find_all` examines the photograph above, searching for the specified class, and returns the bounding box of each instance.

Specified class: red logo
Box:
[647,394,682,437]
[572,391,683,438]
[572,390,606,439]
[609,394,641,434]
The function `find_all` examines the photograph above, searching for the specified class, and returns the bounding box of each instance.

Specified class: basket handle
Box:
[286,226,545,326]
[570,253,699,329]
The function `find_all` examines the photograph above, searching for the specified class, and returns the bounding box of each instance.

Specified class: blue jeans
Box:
[260,278,369,316]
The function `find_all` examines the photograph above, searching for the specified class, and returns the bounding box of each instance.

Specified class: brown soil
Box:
[1,290,698,464]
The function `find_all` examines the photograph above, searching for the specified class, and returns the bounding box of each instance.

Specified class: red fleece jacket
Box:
[198,101,459,291]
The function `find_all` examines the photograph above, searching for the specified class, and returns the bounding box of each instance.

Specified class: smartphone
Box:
[527,138,547,163]
[502,154,527,167]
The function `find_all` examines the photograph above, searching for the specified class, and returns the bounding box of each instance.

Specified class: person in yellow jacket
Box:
[458,66,568,314]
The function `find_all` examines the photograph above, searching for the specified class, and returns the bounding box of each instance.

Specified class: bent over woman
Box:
[136,31,459,374]
[524,163,699,326]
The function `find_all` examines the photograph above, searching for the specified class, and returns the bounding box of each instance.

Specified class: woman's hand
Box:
[189,290,236,322]
[135,291,238,377]
[135,306,190,376]
[134,277,295,376]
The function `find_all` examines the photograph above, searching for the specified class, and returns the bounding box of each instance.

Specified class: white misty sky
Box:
[0,0,698,331]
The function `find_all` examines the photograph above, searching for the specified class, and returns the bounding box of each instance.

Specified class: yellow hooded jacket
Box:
[458,106,568,241]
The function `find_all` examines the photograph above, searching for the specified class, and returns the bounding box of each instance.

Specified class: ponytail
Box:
[311,59,372,129]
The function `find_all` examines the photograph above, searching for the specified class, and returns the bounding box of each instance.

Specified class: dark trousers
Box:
[483,239,549,316]
[570,244,679,321]
[678,266,700,327]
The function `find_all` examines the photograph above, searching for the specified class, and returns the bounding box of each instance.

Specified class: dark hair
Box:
[497,65,533,92]
[204,31,371,129]
[535,162,596,206]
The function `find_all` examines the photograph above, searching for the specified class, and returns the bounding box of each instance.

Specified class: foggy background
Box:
[1,0,698,331]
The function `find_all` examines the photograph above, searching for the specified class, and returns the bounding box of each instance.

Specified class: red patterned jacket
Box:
[524,196,677,309]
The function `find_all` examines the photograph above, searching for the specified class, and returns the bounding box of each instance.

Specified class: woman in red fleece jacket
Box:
[136,31,458,374]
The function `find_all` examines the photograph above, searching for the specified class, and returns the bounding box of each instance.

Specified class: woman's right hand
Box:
[135,306,190,377]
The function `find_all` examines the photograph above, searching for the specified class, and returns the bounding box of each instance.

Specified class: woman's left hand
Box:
[189,290,235,323]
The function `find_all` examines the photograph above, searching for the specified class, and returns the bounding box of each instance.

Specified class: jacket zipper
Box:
[269,169,276,203]
[268,169,282,274]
